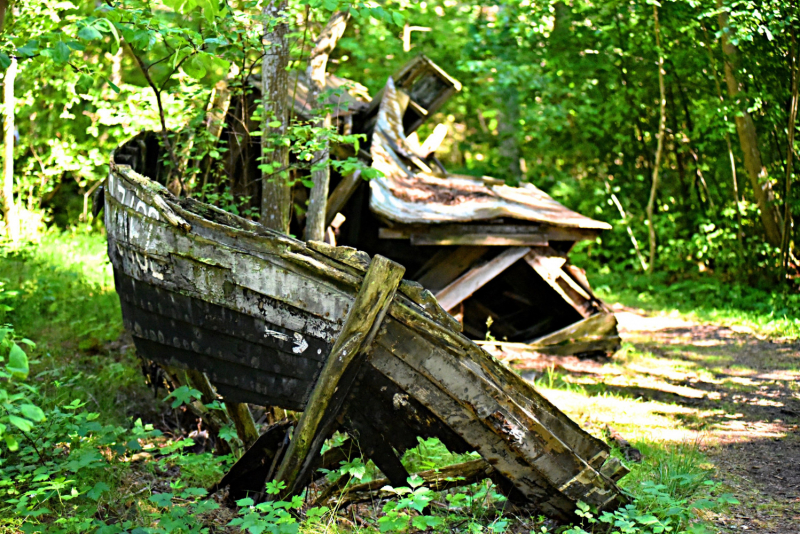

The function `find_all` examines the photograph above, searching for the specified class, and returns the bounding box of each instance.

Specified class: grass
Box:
[0,230,743,533]
[586,267,800,339]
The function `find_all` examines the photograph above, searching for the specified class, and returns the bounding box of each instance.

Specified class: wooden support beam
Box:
[210,420,293,502]
[527,312,620,353]
[415,246,488,292]
[434,247,530,312]
[225,401,260,450]
[325,170,362,228]
[524,249,595,318]
[379,224,601,245]
[273,255,405,497]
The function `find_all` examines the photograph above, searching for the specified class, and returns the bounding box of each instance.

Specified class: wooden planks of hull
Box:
[103,162,627,521]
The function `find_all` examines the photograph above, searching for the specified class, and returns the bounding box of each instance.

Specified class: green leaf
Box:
[323,0,338,10]
[45,41,71,64]
[77,25,104,41]
[88,481,110,500]
[7,343,28,379]
[392,11,405,27]
[76,74,94,95]
[182,54,207,80]
[19,404,45,422]
[107,79,120,93]
[163,0,197,14]
[4,434,18,451]
[195,0,221,23]
[8,415,33,433]
[0,54,10,70]
[149,492,174,507]
[268,120,282,128]
[96,19,121,50]
[17,40,39,58]
[165,385,202,408]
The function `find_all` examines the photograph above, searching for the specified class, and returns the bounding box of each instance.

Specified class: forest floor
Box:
[3,232,799,533]
[502,304,800,533]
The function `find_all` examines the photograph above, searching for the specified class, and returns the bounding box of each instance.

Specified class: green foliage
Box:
[587,266,800,338]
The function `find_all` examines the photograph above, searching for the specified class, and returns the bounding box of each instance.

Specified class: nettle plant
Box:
[0,326,40,453]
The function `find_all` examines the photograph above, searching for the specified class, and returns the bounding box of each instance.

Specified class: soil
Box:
[501,305,800,533]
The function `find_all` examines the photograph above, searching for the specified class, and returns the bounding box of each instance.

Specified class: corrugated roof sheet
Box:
[369,78,612,231]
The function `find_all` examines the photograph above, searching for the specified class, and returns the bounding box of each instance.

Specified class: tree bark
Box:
[716,0,783,247]
[260,1,292,233]
[304,11,350,242]
[782,30,798,270]
[2,57,17,242]
[647,6,666,274]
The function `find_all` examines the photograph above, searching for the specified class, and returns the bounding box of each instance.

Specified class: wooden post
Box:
[304,11,350,242]
[225,400,260,450]
[273,254,405,496]
[324,169,361,228]
[184,368,235,454]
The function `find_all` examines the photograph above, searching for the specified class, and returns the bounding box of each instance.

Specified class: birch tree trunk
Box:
[304,11,350,242]
[261,1,292,233]
[646,6,666,274]
[716,0,783,247]
[2,58,17,242]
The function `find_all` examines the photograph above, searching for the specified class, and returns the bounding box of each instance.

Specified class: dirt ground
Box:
[494,305,800,533]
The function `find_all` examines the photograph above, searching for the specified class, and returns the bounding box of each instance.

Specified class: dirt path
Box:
[502,305,800,533]
[615,306,800,533]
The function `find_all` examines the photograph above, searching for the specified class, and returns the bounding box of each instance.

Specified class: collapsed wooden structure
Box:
[339,73,620,356]
[103,141,628,520]
[190,54,620,356]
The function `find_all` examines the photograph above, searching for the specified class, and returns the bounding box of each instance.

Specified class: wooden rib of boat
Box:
[103,144,628,521]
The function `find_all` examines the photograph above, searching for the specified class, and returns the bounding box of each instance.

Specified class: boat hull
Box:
[104,160,627,520]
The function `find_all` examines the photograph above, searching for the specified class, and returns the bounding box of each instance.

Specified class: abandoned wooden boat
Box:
[103,137,628,520]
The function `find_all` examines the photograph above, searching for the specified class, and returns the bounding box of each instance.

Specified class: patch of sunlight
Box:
[537,387,719,443]
[34,230,114,289]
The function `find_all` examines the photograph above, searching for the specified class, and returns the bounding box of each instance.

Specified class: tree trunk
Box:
[782,30,798,270]
[260,1,292,233]
[2,57,17,242]
[304,11,350,242]
[497,87,522,183]
[716,0,783,247]
[646,6,666,274]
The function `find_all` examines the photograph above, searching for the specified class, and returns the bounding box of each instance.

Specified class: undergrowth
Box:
[0,231,740,533]
[584,266,800,339]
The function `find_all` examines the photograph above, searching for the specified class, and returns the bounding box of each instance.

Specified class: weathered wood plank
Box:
[434,247,530,311]
[375,315,614,473]
[132,337,311,410]
[415,246,489,292]
[211,421,293,501]
[524,249,594,318]
[225,401,260,449]
[529,312,619,349]
[273,255,405,496]
[377,224,601,244]
[412,233,548,247]
[325,170,362,228]
[320,459,493,507]
[114,272,330,363]
[107,198,355,324]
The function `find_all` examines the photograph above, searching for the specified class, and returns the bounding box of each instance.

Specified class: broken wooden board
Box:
[434,247,530,311]
[378,224,601,246]
[317,458,494,507]
[103,152,628,521]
